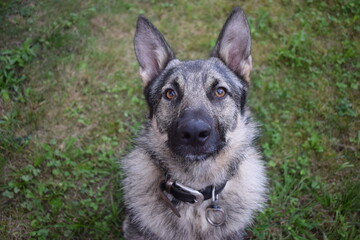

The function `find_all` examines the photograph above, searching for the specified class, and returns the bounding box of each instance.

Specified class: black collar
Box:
[159,179,227,204]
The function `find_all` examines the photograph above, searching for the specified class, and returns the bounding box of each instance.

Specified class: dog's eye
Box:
[215,87,226,98]
[165,89,177,100]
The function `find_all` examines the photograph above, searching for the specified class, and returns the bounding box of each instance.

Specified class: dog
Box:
[121,7,267,240]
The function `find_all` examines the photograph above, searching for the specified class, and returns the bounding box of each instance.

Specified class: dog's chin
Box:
[172,146,218,161]
[182,153,210,161]
[169,139,227,162]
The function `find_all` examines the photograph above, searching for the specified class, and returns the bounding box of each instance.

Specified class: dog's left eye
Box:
[215,87,226,98]
[164,89,177,100]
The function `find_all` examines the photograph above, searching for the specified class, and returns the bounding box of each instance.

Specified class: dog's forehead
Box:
[164,58,243,90]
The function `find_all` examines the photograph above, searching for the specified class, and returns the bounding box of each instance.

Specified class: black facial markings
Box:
[211,78,220,89]
[173,78,180,89]
[213,117,227,153]
[201,70,208,85]
[240,87,247,114]
[144,82,160,118]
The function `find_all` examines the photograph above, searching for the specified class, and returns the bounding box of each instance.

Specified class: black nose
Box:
[178,119,211,146]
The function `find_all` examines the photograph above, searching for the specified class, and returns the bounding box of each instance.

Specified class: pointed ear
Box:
[134,16,175,86]
[211,7,252,83]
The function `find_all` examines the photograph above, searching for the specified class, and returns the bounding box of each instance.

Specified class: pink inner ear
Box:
[150,57,160,76]
[228,49,241,73]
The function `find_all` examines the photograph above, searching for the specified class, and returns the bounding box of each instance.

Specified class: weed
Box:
[2,138,123,239]
[276,29,314,69]
[0,38,36,96]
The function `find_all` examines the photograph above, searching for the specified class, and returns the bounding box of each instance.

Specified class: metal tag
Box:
[205,185,226,226]
[206,205,226,226]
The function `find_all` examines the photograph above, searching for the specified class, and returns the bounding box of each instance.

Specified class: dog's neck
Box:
[158,172,228,220]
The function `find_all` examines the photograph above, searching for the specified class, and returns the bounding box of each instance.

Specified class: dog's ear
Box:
[211,7,252,83]
[134,16,175,86]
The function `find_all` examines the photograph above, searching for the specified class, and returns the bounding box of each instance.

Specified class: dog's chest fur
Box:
[122,110,267,240]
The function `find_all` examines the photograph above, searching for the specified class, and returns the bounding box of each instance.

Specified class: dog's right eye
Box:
[164,89,177,100]
[215,87,227,98]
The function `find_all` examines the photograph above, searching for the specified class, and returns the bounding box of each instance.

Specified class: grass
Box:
[0,0,359,239]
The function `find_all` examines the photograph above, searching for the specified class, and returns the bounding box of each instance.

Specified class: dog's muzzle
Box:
[168,108,220,160]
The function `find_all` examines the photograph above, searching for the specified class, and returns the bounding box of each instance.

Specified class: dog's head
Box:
[134,8,252,161]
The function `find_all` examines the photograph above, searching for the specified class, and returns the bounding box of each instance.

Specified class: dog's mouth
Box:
[170,145,218,161]
[168,133,226,161]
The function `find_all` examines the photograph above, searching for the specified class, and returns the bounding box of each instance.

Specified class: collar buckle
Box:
[173,181,204,205]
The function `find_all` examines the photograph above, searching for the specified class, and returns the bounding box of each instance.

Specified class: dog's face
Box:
[134,8,252,161]
[145,59,248,161]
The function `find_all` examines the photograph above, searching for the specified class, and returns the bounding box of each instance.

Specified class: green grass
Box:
[1,0,359,239]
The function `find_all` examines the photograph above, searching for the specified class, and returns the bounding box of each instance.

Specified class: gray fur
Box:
[121,7,267,240]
